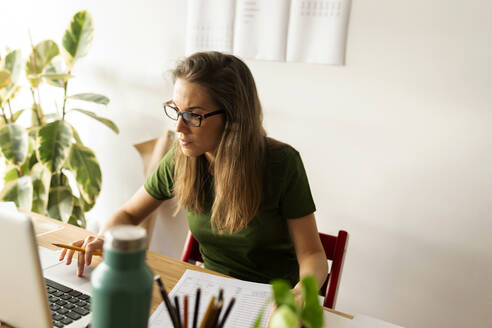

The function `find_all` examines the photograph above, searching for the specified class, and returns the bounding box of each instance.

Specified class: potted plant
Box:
[255,276,324,328]
[0,10,118,228]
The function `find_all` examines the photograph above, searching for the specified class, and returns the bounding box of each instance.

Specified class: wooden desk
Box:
[1,212,354,327]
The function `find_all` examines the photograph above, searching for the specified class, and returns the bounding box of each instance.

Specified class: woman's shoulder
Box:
[265,137,299,160]
[154,142,178,173]
[264,138,302,174]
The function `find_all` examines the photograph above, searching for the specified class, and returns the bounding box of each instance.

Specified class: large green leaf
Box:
[300,276,323,328]
[28,128,38,142]
[62,10,94,68]
[271,280,298,312]
[47,185,73,222]
[18,136,37,175]
[31,163,51,214]
[269,305,299,328]
[0,84,21,106]
[67,93,110,105]
[5,49,23,84]
[0,69,11,89]
[71,108,119,134]
[21,152,38,176]
[25,40,60,87]
[42,56,70,88]
[0,176,33,211]
[70,123,83,144]
[49,171,71,188]
[79,194,95,212]
[3,165,19,183]
[37,119,73,172]
[0,123,28,164]
[0,50,22,105]
[25,40,60,74]
[67,142,101,204]
[67,199,86,228]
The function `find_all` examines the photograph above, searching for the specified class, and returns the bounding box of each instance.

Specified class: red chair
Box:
[318,230,348,309]
[181,231,203,264]
[180,230,348,309]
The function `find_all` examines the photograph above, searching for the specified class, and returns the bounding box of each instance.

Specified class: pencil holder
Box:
[90,225,153,328]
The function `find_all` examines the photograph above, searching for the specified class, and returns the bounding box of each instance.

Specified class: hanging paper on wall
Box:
[185,0,236,55]
[286,0,351,65]
[233,0,291,61]
[186,0,352,65]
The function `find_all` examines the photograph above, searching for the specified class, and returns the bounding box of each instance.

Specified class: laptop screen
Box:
[0,208,92,328]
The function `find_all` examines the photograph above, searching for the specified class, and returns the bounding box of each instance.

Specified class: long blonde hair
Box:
[172,52,266,233]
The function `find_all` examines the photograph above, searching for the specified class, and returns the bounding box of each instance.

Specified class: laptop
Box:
[0,208,92,328]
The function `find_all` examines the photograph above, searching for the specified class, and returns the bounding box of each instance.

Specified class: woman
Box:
[60,51,328,293]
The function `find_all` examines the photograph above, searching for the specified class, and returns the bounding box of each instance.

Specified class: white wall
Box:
[2,1,492,327]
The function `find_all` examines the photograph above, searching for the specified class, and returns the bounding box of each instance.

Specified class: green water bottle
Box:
[91,225,153,328]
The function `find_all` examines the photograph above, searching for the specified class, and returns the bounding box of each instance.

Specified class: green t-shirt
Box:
[144,139,316,286]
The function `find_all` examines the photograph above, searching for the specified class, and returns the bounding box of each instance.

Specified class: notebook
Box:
[149,269,273,328]
[0,208,92,328]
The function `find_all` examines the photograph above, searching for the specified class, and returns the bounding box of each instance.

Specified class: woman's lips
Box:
[180,139,192,146]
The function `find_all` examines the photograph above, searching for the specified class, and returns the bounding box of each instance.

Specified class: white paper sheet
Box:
[233,0,291,61]
[149,269,272,328]
[286,0,351,64]
[186,0,236,55]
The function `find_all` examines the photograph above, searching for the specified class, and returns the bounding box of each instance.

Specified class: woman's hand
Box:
[291,286,303,307]
[58,236,104,277]
[266,287,302,327]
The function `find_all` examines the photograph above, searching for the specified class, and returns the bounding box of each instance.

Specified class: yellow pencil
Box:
[52,243,103,256]
[199,296,216,328]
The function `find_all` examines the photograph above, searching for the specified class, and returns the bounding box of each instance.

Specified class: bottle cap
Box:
[104,225,147,253]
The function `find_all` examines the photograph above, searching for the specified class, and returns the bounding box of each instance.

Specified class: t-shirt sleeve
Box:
[144,146,176,200]
[280,148,316,219]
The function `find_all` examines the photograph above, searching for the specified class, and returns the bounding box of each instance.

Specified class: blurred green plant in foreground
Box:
[254,275,323,328]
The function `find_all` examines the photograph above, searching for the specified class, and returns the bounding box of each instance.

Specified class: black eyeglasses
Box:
[163,102,225,127]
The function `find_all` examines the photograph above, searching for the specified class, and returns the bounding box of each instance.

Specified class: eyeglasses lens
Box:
[164,105,201,127]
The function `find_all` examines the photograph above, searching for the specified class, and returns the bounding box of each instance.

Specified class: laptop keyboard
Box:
[45,278,90,327]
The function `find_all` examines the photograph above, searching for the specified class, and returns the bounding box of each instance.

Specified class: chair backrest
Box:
[318,230,348,309]
[181,231,203,264]
[181,229,348,309]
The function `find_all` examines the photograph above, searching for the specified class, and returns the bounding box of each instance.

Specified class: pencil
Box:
[199,296,215,328]
[183,295,189,328]
[214,289,224,326]
[175,295,182,328]
[52,243,103,256]
[216,297,235,328]
[210,300,223,328]
[155,275,179,328]
[192,288,201,328]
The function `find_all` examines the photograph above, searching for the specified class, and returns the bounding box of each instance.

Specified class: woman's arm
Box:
[287,213,328,294]
[61,186,163,276]
[98,186,164,235]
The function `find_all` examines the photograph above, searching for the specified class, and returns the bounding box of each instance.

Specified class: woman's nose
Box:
[176,116,187,133]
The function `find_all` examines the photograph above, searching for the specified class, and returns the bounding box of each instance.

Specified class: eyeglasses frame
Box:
[163,102,225,127]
